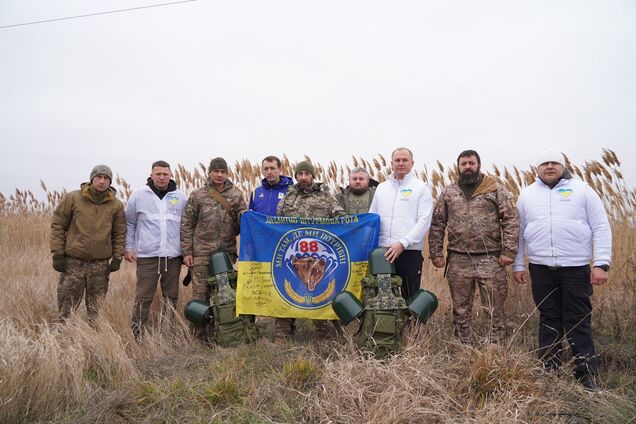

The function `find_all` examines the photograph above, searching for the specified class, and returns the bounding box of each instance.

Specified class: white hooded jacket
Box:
[125,185,187,259]
[513,176,611,271]
[369,170,433,251]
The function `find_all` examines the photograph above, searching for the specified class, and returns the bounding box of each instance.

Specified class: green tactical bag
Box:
[208,270,259,347]
[353,274,408,359]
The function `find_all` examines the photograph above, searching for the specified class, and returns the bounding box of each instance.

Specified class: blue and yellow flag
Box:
[237,211,380,319]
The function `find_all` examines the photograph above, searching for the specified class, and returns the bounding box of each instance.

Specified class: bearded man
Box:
[336,167,376,214]
[428,150,519,344]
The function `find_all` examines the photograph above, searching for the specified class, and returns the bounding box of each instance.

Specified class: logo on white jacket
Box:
[167,195,180,205]
[557,188,573,201]
[400,188,413,200]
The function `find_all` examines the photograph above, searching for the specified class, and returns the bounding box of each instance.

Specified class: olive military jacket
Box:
[50,183,126,261]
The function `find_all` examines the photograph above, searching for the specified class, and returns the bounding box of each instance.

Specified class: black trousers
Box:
[394,249,424,301]
[529,263,597,377]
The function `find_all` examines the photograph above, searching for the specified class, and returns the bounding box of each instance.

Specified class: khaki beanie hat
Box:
[294,160,316,178]
[209,157,228,172]
[90,165,113,182]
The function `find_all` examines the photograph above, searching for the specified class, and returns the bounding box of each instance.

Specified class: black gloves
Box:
[109,258,122,273]
[52,254,66,273]
[182,268,192,286]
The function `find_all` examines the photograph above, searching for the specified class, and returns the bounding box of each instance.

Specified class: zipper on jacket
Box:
[388,177,401,242]
[92,201,98,259]
[549,185,555,265]
[159,193,167,268]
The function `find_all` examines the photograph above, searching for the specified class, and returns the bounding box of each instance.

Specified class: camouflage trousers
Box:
[190,253,238,300]
[131,257,182,335]
[57,257,110,322]
[446,253,508,343]
[190,256,214,303]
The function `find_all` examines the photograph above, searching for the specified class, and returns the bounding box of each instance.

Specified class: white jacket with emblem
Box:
[125,185,187,258]
[513,177,611,271]
[369,170,433,251]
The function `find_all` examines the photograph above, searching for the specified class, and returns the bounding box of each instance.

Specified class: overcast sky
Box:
[1,0,634,197]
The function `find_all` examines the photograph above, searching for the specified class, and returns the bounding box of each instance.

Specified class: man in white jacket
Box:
[369,147,433,301]
[513,150,611,390]
[125,160,187,338]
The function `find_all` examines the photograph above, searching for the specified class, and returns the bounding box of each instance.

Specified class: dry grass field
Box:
[1,150,634,423]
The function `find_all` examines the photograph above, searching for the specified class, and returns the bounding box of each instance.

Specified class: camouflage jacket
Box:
[180,179,247,257]
[277,183,345,218]
[50,183,126,261]
[336,186,376,215]
[428,175,519,259]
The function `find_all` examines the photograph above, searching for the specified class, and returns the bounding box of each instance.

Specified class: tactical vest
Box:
[207,269,258,347]
[184,252,258,347]
[333,247,438,359]
[340,187,375,215]
[352,273,407,358]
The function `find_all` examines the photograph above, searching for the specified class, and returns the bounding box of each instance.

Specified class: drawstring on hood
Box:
[148,179,175,272]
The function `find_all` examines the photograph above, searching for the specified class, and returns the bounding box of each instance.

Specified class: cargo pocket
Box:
[215,303,237,324]
[374,311,397,335]
[213,304,258,347]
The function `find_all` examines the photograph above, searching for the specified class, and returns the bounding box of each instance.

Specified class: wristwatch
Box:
[594,264,609,272]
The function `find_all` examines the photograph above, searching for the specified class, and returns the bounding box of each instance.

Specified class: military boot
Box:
[274,318,295,341]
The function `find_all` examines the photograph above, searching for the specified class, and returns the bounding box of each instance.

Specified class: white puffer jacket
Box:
[513,177,611,270]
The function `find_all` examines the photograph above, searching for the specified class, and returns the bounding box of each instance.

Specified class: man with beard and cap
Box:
[125,160,187,338]
[513,149,611,390]
[50,164,126,324]
[369,147,433,302]
[249,155,293,215]
[275,160,346,341]
[180,157,247,340]
[336,167,376,214]
[429,150,519,344]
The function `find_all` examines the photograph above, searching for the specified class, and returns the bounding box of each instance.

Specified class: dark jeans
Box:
[395,249,424,301]
[529,263,597,378]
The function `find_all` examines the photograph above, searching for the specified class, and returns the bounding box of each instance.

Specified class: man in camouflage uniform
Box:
[276,160,346,340]
[428,150,519,343]
[50,165,126,323]
[180,157,246,336]
[336,167,376,214]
